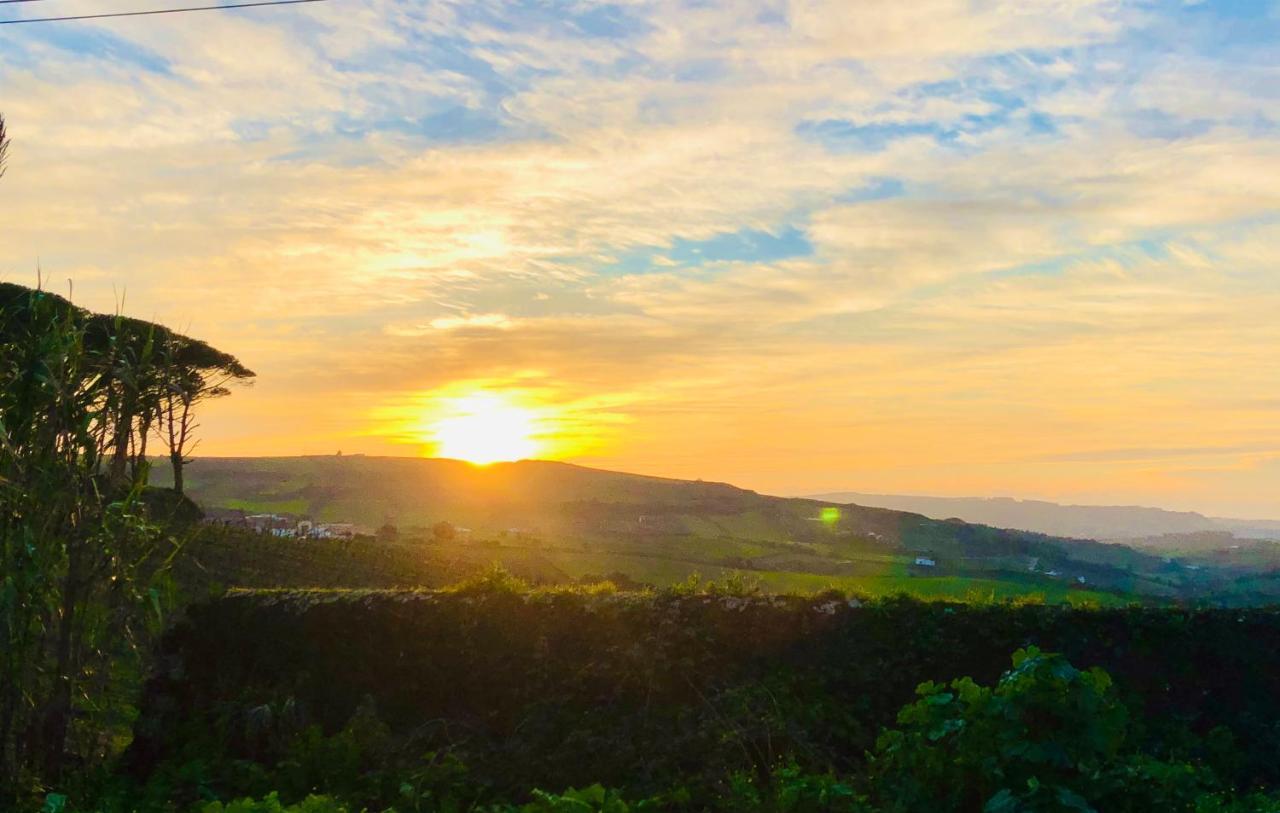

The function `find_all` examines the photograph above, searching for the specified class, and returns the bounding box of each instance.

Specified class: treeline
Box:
[0,275,253,799]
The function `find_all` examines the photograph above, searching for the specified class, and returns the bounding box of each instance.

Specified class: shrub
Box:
[868,647,1246,812]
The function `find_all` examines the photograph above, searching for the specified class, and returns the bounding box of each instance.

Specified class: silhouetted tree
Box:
[89,314,165,488]
[154,332,255,495]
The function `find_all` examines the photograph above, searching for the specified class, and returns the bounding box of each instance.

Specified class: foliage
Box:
[71,643,1280,812]
[505,784,657,813]
[871,647,1174,811]
[198,792,350,813]
[27,575,1280,813]
[721,764,868,812]
[116,585,1280,813]
[1,286,161,799]
[447,563,532,595]
[0,284,249,803]
[864,647,1280,812]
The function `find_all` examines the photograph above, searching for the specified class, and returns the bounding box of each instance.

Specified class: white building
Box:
[246,514,294,534]
[311,522,356,540]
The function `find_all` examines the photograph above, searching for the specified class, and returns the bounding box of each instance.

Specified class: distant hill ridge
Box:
[164,455,774,530]
[807,492,1280,541]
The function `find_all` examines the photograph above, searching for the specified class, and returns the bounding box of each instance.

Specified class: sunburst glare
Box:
[429,392,542,464]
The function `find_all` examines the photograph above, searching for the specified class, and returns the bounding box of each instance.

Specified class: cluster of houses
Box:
[204,509,360,540]
[247,514,358,539]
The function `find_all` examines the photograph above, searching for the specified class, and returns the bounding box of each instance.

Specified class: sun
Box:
[431,392,541,465]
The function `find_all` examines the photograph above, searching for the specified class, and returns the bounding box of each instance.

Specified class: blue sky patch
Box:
[835,178,906,204]
[670,226,812,264]
[1128,108,1214,141]
[602,226,813,275]
[12,27,171,74]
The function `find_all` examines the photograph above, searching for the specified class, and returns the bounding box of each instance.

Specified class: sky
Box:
[1,0,1279,517]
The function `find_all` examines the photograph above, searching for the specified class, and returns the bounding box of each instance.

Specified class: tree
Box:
[89,313,165,489]
[432,521,457,543]
[154,332,254,495]
[0,283,252,496]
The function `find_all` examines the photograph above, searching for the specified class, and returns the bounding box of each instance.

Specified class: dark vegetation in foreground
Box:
[71,577,1279,812]
[0,280,251,802]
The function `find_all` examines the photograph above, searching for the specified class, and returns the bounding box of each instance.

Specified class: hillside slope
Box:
[156,456,1210,601]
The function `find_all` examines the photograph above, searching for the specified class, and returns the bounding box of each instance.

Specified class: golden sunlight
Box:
[430,392,542,464]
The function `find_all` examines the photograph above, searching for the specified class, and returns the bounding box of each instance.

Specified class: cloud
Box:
[2,0,1279,515]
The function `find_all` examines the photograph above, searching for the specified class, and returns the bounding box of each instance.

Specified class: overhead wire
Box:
[0,0,327,25]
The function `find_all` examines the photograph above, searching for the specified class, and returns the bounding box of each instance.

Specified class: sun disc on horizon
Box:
[431,392,541,465]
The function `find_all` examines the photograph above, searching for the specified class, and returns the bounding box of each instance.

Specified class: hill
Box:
[807,491,1280,542]
[154,455,1268,603]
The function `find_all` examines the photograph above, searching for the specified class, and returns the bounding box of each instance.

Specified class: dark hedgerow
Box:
[115,586,1280,812]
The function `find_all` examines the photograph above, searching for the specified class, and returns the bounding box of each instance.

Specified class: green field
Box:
[177,527,1130,608]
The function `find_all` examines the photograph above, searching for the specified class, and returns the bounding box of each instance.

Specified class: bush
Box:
[868,647,1263,812]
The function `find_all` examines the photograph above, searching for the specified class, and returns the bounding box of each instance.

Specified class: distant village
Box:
[203,509,363,540]
[202,507,489,545]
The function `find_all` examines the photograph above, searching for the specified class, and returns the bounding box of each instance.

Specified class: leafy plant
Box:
[508,784,654,813]
[868,647,1240,812]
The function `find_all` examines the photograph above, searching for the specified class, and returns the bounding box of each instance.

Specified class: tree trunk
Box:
[109,408,133,487]
[132,416,152,483]
[170,452,184,496]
